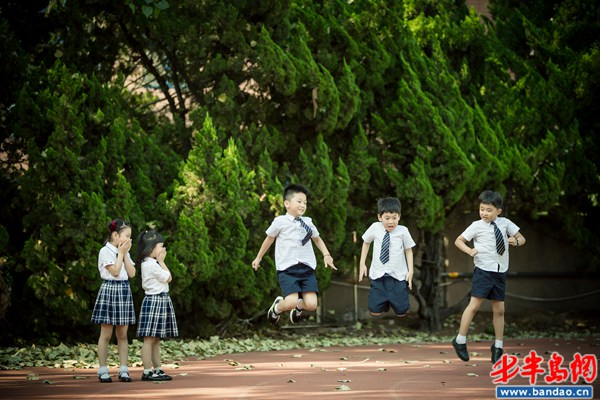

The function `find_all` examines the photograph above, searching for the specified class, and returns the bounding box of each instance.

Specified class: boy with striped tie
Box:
[252,184,336,325]
[359,197,415,318]
[452,190,526,364]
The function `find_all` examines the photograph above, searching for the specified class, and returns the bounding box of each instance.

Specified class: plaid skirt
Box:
[91,280,136,325]
[137,292,179,338]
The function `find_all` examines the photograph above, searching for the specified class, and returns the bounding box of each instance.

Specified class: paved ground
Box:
[0,337,598,399]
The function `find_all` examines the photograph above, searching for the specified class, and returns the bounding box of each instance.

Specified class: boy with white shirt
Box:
[252,184,336,325]
[359,197,415,318]
[452,190,526,364]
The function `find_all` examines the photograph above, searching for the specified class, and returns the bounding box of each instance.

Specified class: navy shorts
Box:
[471,267,506,301]
[277,263,319,298]
[368,274,410,316]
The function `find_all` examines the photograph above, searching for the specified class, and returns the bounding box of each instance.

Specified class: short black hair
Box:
[377,197,401,215]
[283,184,309,201]
[479,190,503,209]
[136,230,165,264]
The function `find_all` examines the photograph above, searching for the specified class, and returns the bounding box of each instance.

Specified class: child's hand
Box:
[406,270,414,290]
[157,249,167,263]
[324,255,336,270]
[469,247,478,257]
[118,238,132,254]
[358,264,368,282]
[252,258,261,271]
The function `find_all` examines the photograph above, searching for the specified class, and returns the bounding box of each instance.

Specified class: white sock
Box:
[144,369,152,375]
[495,339,503,349]
[98,365,109,375]
[119,365,128,373]
[274,303,281,314]
[456,334,467,344]
[296,299,303,310]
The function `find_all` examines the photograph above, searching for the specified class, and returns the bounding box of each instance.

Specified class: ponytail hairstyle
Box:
[106,218,130,243]
[136,230,165,264]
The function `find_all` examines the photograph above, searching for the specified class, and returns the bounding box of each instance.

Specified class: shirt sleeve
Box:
[148,262,170,283]
[265,217,281,237]
[98,247,115,270]
[361,223,376,243]
[460,221,478,242]
[505,219,520,237]
[402,228,416,249]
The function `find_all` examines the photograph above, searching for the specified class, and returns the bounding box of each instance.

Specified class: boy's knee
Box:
[302,299,318,311]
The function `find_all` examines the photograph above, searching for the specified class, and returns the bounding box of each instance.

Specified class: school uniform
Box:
[362,223,415,315]
[137,258,178,338]
[460,217,520,300]
[265,213,320,297]
[91,243,136,325]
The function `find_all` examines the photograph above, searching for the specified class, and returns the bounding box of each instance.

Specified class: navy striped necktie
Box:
[491,221,505,255]
[380,231,390,264]
[295,217,313,246]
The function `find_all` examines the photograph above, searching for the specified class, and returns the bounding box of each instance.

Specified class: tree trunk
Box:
[415,230,446,332]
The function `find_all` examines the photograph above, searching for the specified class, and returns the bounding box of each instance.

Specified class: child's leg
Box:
[491,300,505,342]
[277,293,300,313]
[97,324,113,368]
[458,296,484,337]
[115,325,129,367]
[142,337,157,370]
[298,292,318,311]
[152,338,162,370]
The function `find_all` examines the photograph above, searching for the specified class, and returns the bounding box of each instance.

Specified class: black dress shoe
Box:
[118,371,132,382]
[491,344,504,363]
[452,337,470,361]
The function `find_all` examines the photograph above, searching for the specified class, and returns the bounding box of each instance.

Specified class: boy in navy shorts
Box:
[252,184,336,325]
[359,197,415,318]
[452,190,526,363]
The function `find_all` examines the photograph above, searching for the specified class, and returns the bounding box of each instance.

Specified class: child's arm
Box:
[311,236,336,270]
[157,249,172,283]
[405,247,414,290]
[508,232,526,247]
[358,242,371,282]
[124,252,136,279]
[252,236,275,270]
[455,235,477,257]
[107,238,132,277]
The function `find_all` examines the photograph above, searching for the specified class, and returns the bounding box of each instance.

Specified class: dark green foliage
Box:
[1,0,599,342]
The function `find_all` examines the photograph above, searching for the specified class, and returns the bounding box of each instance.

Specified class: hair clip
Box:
[109,220,118,232]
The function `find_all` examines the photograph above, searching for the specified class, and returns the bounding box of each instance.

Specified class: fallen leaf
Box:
[337,379,351,383]
[337,367,347,371]
[72,376,88,379]
[292,354,303,358]
[287,379,296,383]
[335,385,352,391]
[378,368,387,371]
[42,380,55,384]
[443,360,451,364]
[466,373,478,377]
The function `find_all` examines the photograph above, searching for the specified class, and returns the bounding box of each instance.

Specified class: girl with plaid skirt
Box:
[136,230,179,381]
[90,219,136,383]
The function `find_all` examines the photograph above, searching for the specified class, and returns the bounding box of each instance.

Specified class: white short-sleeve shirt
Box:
[265,213,320,271]
[460,217,520,273]
[362,222,416,281]
[97,243,134,281]
[141,257,171,295]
